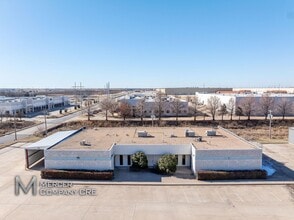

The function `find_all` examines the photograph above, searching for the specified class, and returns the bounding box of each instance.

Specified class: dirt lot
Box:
[0,120,36,136]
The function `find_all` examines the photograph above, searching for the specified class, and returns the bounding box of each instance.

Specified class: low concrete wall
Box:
[191,146,196,174]
[195,149,262,171]
[289,127,294,144]
[44,150,113,171]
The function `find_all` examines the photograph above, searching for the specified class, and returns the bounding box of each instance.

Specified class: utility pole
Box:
[13,111,17,141]
[72,82,84,109]
[268,110,273,139]
[44,110,48,136]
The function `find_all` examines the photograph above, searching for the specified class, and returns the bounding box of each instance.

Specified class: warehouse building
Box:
[24,127,262,175]
[117,92,189,117]
[197,93,294,116]
[157,87,232,95]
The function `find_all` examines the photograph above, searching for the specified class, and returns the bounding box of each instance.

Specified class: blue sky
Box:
[0,0,293,88]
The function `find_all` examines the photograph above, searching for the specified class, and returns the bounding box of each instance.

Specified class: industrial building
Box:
[24,127,262,175]
[0,95,69,116]
[117,92,189,117]
[233,87,294,94]
[157,87,232,95]
[197,93,294,117]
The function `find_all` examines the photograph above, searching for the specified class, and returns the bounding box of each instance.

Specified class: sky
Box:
[0,0,293,89]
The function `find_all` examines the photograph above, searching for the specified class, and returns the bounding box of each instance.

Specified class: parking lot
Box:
[0,143,293,219]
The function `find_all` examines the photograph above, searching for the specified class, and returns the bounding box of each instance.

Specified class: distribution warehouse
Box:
[24,126,262,175]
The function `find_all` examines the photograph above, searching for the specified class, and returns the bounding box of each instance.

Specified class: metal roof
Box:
[23,130,80,150]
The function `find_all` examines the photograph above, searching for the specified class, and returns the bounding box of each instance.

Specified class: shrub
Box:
[41,169,114,180]
[131,151,148,170]
[156,154,177,174]
[197,170,267,180]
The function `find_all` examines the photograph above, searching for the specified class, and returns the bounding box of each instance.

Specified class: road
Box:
[0,110,84,145]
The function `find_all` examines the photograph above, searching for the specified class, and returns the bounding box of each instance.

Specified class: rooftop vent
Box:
[195,136,202,142]
[185,129,195,137]
[206,130,216,136]
[80,140,91,146]
[138,131,148,137]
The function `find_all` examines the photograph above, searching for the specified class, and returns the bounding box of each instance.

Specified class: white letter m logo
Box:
[15,176,37,196]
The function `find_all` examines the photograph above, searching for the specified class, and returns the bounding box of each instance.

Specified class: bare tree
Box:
[260,94,275,120]
[219,104,227,121]
[277,98,293,120]
[118,101,132,121]
[16,111,24,121]
[227,98,235,121]
[207,96,220,121]
[0,108,4,124]
[186,95,191,102]
[100,98,115,121]
[154,91,164,122]
[171,97,185,124]
[85,100,92,121]
[190,95,199,121]
[235,106,243,120]
[136,98,146,123]
[240,96,255,120]
[109,102,119,116]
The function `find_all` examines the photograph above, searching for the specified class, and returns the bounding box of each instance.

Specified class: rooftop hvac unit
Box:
[138,131,148,137]
[185,129,195,137]
[80,140,91,146]
[206,130,216,136]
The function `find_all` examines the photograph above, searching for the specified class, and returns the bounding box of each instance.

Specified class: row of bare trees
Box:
[206,94,293,121]
[99,92,187,123]
[99,92,293,122]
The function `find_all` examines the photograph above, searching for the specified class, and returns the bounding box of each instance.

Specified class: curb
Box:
[71,181,294,187]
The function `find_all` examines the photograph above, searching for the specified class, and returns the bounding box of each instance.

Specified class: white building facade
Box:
[0,96,69,116]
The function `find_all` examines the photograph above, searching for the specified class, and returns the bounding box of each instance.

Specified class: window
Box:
[119,155,123,165]
[182,155,186,165]
[175,155,178,164]
[166,110,170,113]
[127,155,131,166]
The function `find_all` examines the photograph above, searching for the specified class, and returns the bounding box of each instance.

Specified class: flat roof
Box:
[52,127,258,151]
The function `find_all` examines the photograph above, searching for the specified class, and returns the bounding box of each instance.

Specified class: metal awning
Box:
[23,130,80,150]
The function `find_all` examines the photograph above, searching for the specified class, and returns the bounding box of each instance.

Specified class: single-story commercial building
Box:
[24,127,262,175]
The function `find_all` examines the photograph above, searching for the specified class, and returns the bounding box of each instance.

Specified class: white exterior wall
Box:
[113,144,191,155]
[195,149,262,171]
[289,127,294,144]
[191,146,196,174]
[197,93,236,106]
[113,144,192,167]
[44,149,114,171]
